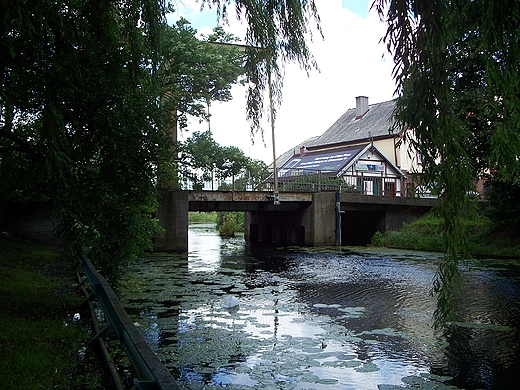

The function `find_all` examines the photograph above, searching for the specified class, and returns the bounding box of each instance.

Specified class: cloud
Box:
[172,0,396,163]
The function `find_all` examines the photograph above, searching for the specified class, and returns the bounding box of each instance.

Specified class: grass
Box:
[0,235,107,389]
[372,213,520,258]
[188,211,218,223]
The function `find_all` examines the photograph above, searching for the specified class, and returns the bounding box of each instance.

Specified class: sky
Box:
[169,0,397,164]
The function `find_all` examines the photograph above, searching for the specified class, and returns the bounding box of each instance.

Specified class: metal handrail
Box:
[77,250,179,390]
[181,168,408,196]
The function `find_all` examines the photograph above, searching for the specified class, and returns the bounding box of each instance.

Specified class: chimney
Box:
[299,146,305,156]
[355,96,369,119]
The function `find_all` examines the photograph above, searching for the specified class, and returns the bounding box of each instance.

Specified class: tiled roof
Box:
[306,99,397,150]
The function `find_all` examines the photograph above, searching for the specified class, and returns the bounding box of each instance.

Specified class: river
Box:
[119,224,520,389]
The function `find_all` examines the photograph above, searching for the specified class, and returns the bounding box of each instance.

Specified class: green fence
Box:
[77,251,180,390]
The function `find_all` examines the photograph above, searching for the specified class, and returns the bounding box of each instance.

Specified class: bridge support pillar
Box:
[302,192,337,246]
[245,192,337,247]
[155,189,188,252]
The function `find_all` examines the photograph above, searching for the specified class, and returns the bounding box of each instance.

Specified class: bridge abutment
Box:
[302,192,337,246]
[155,189,188,252]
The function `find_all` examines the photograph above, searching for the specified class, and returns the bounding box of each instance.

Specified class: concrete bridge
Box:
[155,190,436,252]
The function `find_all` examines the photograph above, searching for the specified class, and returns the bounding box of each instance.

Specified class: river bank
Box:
[0,235,109,389]
[371,213,520,259]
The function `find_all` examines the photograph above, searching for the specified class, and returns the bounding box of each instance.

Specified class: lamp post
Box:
[268,63,280,205]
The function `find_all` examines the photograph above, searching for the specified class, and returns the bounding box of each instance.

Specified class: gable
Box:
[339,145,407,179]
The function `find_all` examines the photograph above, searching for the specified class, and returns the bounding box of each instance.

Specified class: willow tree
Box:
[376,0,520,327]
[198,0,321,200]
[199,0,322,141]
[1,0,323,283]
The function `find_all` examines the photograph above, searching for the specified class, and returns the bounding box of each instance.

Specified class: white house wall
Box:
[395,134,423,174]
[339,149,404,196]
[373,139,396,167]
[371,137,420,175]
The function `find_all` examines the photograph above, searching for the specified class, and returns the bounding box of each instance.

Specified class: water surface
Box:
[120,224,520,389]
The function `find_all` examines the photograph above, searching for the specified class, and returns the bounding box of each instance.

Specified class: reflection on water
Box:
[119,223,520,389]
[188,224,223,272]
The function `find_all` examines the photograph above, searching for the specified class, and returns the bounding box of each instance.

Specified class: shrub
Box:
[216,212,244,237]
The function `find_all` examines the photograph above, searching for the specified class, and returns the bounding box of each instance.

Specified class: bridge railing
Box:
[263,170,407,196]
[179,169,408,196]
[77,250,180,390]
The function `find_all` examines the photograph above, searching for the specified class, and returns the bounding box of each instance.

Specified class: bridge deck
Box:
[339,193,437,207]
[188,191,312,212]
[187,191,437,212]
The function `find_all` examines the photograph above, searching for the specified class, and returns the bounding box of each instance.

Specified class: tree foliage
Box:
[232,158,270,191]
[180,130,267,191]
[159,19,245,131]
[179,130,221,189]
[376,0,520,327]
[485,176,520,236]
[0,0,169,282]
[216,212,244,237]
[0,2,250,282]
[0,0,319,284]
